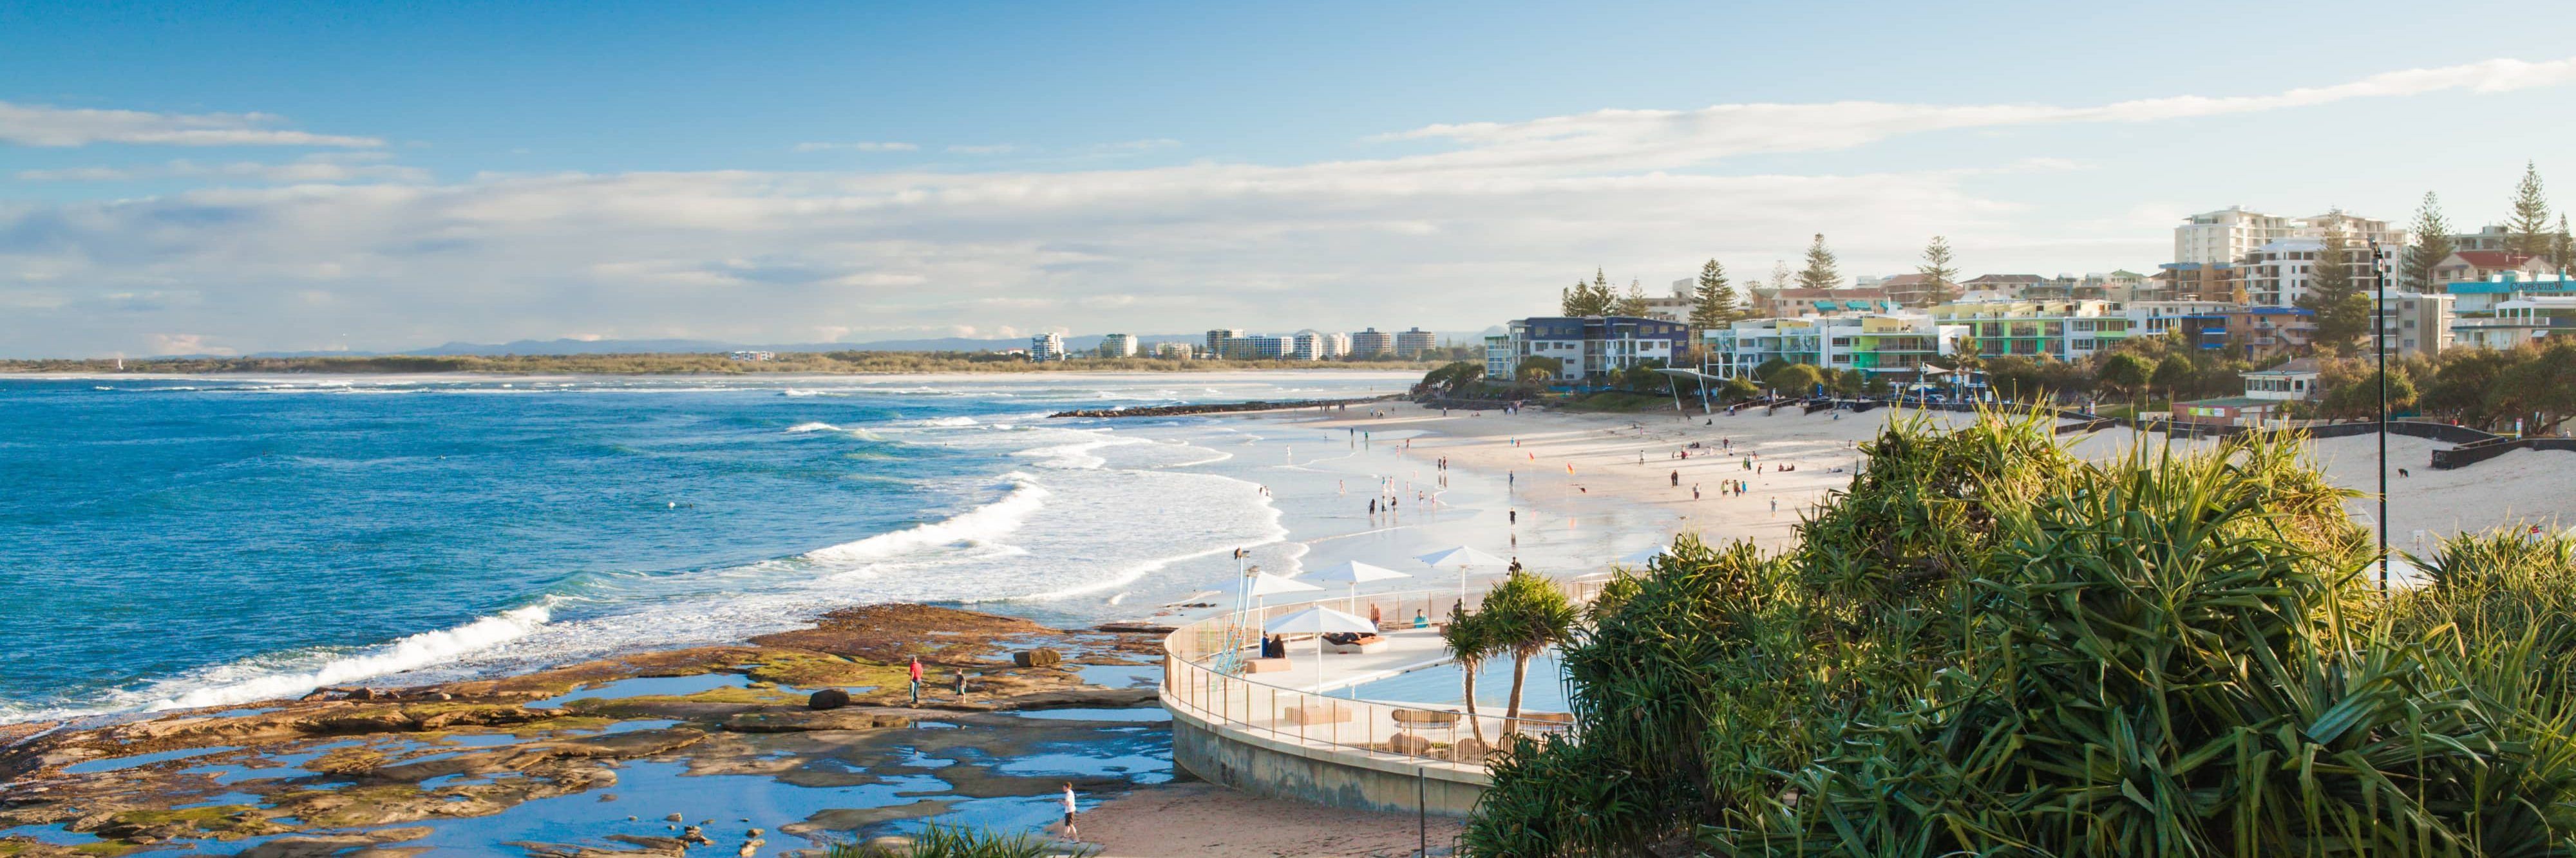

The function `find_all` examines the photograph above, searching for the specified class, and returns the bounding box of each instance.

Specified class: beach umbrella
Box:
[1415,545,1509,614]
[1615,545,1669,568]
[1266,605,1381,691]
[1247,571,1324,597]
[1304,560,1410,615]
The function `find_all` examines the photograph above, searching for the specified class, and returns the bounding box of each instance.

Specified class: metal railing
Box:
[1161,577,1611,771]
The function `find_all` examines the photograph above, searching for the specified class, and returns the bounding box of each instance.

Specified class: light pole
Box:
[2371,241,2389,592]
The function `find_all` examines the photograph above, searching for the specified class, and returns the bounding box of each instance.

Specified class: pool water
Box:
[1346,649,1567,713]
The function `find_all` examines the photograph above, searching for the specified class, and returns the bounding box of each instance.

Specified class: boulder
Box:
[806,688,851,711]
[1012,648,1063,668]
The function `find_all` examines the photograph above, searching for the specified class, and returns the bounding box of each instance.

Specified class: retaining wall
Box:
[1168,705,1490,817]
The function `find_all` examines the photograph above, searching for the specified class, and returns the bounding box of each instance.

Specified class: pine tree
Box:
[1688,259,1739,330]
[1560,280,1586,317]
[2401,191,2456,292]
[1768,261,1792,290]
[1613,279,1651,317]
[1796,233,1841,290]
[2296,216,2369,353]
[2509,161,2552,257]
[2555,214,2574,275]
[1915,236,1960,307]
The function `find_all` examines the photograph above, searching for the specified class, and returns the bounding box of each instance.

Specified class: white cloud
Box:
[5,56,2574,357]
[0,102,382,147]
[946,144,1018,155]
[791,141,920,153]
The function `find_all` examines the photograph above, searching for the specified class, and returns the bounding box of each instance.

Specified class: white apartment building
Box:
[1289,330,1325,360]
[2175,207,2408,266]
[1029,332,1066,362]
[2240,238,2401,308]
[1324,331,1352,358]
[2125,301,2237,335]
[1096,333,1137,358]
[1154,342,1193,359]
[2177,207,2298,265]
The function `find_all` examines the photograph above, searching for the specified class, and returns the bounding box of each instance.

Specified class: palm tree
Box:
[1439,603,1497,745]
[1478,570,1580,735]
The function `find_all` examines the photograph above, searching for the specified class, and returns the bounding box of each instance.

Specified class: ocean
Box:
[0,371,1458,724]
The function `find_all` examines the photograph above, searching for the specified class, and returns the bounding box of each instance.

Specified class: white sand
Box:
[1280,405,2573,552]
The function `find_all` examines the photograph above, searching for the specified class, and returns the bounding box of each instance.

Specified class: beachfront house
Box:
[2240,359,2320,401]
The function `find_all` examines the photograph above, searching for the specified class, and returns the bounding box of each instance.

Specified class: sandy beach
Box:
[1274,404,2574,555]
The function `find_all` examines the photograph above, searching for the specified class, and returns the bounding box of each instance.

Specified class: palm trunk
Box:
[1459,657,1487,745]
[1502,652,1531,736]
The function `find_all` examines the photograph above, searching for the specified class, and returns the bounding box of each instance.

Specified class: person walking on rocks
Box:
[908,657,923,705]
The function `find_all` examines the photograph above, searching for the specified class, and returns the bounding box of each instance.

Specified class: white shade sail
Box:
[1247,571,1324,597]
[1264,605,1380,635]
[1304,560,1410,586]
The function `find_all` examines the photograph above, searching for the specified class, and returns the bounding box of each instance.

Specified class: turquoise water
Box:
[0,372,1409,723]
[1347,649,1568,713]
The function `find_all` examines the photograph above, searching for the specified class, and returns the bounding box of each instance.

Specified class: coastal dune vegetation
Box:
[0,351,1446,376]
[1463,410,2576,857]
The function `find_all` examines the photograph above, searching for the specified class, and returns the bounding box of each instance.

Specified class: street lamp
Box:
[2371,240,2389,592]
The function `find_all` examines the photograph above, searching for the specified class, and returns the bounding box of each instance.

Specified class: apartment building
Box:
[1700,314,1953,380]
[1289,331,1325,361]
[2174,207,2407,266]
[1394,327,1437,358]
[2453,297,2576,350]
[2177,207,2299,265]
[1029,333,1067,362]
[1487,316,1692,382]
[2370,290,2454,359]
[2214,307,2318,361]
[1747,287,1894,317]
[1348,327,1393,357]
[1924,299,2134,361]
[2447,274,2576,314]
[2240,238,2400,308]
[1096,333,1137,358]
[1204,328,1242,357]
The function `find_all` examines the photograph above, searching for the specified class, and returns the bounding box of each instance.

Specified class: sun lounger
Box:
[1325,635,1388,655]
[1242,657,1292,673]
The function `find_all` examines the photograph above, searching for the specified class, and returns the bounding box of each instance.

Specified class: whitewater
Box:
[0,372,1409,724]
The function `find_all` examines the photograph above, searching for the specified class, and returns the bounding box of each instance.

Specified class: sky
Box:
[6,1,2576,357]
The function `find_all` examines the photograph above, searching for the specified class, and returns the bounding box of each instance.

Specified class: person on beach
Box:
[1770,497,1779,517]
[953,669,969,700]
[1414,610,1429,629]
[1369,603,1383,629]
[1061,783,1079,841]
[1693,485,1701,501]
[908,657,923,705]
[1671,471,1679,487]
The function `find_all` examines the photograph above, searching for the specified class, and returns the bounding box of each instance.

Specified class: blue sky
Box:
[6,1,2576,356]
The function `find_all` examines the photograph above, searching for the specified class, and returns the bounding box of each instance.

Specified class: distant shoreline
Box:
[0,352,1455,376]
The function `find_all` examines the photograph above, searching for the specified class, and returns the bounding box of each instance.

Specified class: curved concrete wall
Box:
[1166,702,1490,817]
